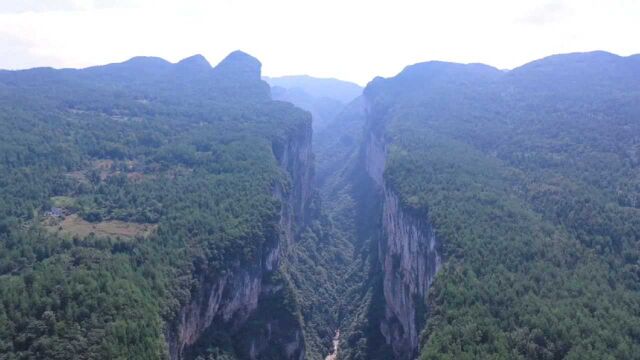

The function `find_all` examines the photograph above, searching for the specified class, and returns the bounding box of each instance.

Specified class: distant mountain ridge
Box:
[264,75,362,104]
[2,48,640,360]
[264,75,362,131]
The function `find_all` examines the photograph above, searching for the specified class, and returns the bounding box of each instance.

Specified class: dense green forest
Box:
[361,51,640,359]
[0,51,316,359]
[2,48,640,360]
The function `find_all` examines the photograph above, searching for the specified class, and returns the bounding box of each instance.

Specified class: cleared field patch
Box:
[50,196,76,208]
[44,214,156,239]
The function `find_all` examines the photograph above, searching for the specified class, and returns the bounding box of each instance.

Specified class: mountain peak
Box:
[176,54,211,72]
[81,56,172,78]
[212,50,262,81]
[122,56,171,67]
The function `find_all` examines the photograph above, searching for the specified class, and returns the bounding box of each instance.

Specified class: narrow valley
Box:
[1,50,640,360]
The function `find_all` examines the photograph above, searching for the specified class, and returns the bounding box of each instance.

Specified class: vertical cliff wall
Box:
[272,121,314,247]
[363,102,442,360]
[166,121,313,360]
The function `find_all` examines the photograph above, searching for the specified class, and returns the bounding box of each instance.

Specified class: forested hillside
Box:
[2,48,640,360]
[356,51,640,359]
[0,51,316,359]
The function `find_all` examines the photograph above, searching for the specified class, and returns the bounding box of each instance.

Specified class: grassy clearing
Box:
[50,196,76,208]
[44,214,156,239]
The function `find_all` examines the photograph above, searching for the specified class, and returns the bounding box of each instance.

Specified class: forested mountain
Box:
[1,49,640,360]
[0,51,321,359]
[321,51,640,360]
[264,76,362,131]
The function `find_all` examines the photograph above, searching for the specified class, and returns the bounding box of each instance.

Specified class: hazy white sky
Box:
[0,0,638,85]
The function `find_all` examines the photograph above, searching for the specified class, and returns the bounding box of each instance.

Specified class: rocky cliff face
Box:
[272,121,314,246]
[363,101,442,360]
[379,186,441,359]
[167,121,313,360]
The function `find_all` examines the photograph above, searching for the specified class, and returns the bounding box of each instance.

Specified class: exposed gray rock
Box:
[166,120,313,360]
[364,99,442,360]
[167,267,263,358]
[379,186,441,359]
[275,121,314,236]
[364,130,386,188]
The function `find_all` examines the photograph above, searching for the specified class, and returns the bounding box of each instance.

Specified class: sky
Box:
[0,0,638,85]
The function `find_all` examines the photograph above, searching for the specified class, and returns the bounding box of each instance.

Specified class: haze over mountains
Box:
[1,49,640,360]
[265,75,362,131]
[265,76,362,103]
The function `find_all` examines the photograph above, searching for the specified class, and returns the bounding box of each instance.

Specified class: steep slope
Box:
[356,51,640,359]
[0,52,313,359]
[2,48,640,360]
[309,96,391,360]
[314,97,366,188]
[263,77,371,360]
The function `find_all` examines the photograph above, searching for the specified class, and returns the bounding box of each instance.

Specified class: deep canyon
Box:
[1,50,640,360]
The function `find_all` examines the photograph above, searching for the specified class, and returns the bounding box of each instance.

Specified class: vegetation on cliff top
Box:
[0,51,310,359]
[365,51,640,359]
